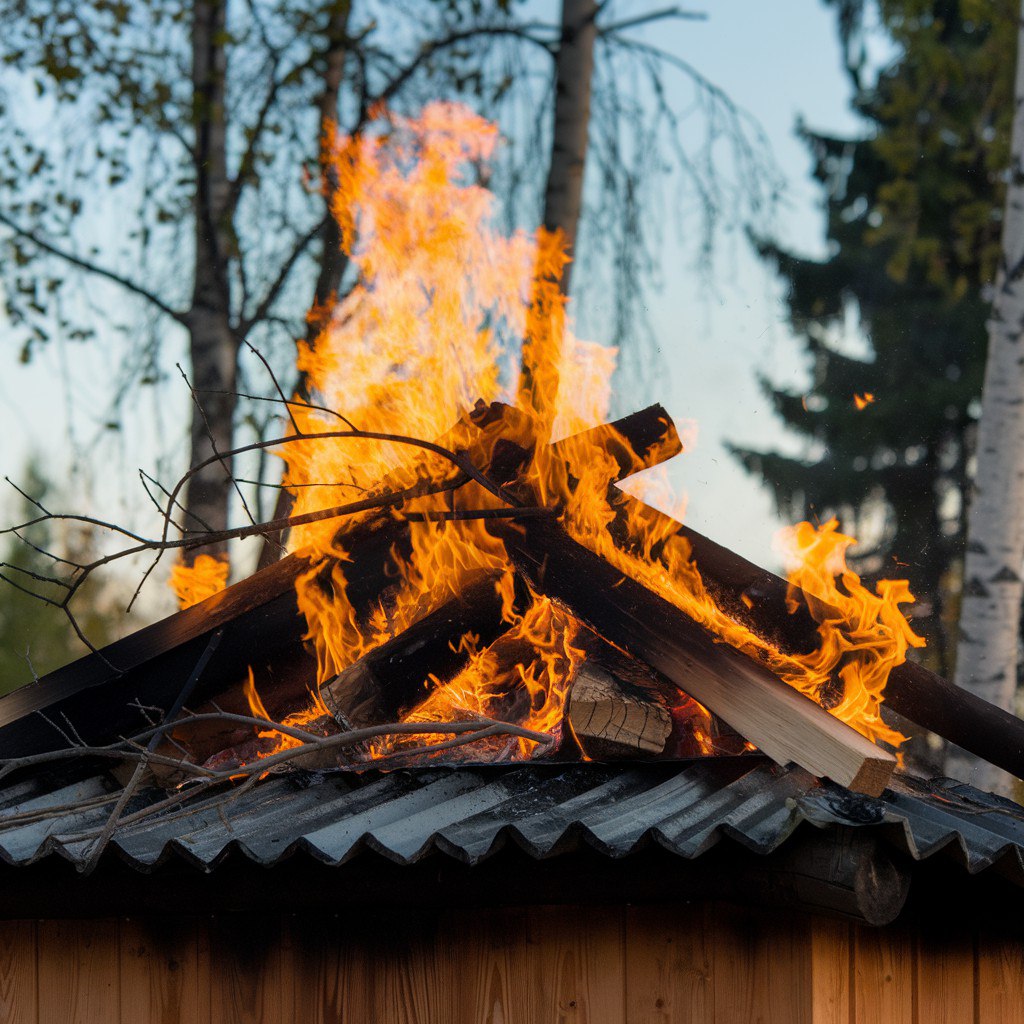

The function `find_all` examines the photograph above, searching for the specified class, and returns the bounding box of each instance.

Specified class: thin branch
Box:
[599,7,707,35]
[0,210,188,325]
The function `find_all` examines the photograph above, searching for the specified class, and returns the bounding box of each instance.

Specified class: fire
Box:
[241,103,921,767]
[853,392,875,410]
[168,554,229,609]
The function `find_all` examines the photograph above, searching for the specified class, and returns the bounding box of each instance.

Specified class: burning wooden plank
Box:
[498,517,896,796]
[608,492,1024,783]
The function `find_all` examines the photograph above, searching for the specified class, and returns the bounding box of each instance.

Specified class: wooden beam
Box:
[498,518,896,795]
[322,571,511,729]
[612,492,1024,783]
[0,404,681,759]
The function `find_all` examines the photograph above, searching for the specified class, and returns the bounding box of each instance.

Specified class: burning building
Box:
[0,104,1023,1021]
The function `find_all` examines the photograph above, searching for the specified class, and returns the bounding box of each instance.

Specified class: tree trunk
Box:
[542,0,597,296]
[187,0,237,557]
[517,0,598,422]
[950,0,1024,794]
[256,2,352,571]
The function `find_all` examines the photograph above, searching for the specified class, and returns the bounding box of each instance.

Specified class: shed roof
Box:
[2,756,1022,885]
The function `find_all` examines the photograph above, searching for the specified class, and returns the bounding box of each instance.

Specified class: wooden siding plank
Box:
[977,930,1024,1024]
[374,912,454,1024]
[208,914,287,1024]
[449,907,531,1024]
[710,903,812,1024]
[853,923,913,1024]
[38,919,119,1024]
[120,917,200,1024]
[809,917,851,1024]
[915,922,974,1024]
[624,904,712,1023]
[0,920,36,1024]
[527,906,624,1024]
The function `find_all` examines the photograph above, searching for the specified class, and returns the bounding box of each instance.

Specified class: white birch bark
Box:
[519,0,597,417]
[950,0,1024,794]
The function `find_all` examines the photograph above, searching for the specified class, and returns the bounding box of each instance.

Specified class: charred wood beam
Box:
[323,571,512,729]
[0,404,679,760]
[498,518,896,796]
[615,494,1024,783]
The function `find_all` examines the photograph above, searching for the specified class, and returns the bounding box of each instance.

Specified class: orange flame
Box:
[243,103,921,767]
[168,554,229,610]
[853,392,875,410]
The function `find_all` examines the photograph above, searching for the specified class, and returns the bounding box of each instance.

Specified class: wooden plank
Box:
[0,920,36,1024]
[977,930,1024,1024]
[119,917,200,1024]
[809,917,851,1024]
[38,919,119,1023]
[625,904,712,1023]
[568,663,672,757]
[612,492,1024,783]
[915,921,975,1024]
[369,912,454,1024]
[208,914,288,1024]
[501,518,895,795]
[853,922,913,1024]
[710,903,812,1024]
[526,906,624,1024]
[449,907,531,1024]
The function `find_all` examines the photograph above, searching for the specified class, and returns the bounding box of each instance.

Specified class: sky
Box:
[0,0,871,615]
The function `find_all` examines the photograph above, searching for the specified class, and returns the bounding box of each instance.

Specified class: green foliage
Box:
[736,0,1016,675]
[0,464,122,695]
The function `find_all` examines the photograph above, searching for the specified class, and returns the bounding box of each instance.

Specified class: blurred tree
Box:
[950,0,1024,793]
[0,463,127,693]
[734,0,1016,681]
[0,1,778,581]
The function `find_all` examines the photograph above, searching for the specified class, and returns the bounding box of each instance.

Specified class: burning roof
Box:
[1,103,1023,882]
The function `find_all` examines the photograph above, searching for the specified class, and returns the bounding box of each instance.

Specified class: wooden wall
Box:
[0,902,1020,1023]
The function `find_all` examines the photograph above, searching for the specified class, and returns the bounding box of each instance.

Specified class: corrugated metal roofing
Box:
[1,757,1024,880]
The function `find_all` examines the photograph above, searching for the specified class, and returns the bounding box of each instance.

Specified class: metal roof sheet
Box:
[1,757,1024,880]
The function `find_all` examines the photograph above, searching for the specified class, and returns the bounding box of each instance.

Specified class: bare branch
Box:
[0,211,188,325]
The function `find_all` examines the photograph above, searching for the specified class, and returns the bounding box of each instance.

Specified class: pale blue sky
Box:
[0,1,870,607]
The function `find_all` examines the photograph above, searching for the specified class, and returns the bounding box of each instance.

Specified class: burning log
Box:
[567,663,672,758]
[322,571,511,729]
[498,518,896,796]
[614,494,1024,783]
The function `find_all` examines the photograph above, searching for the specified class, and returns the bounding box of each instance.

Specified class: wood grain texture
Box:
[977,930,1024,1024]
[710,903,812,1024]
[808,917,851,1024]
[208,915,288,1024]
[502,518,895,795]
[915,921,975,1024]
[526,906,624,1024]
[625,904,712,1024]
[38,919,119,1024]
[119,917,200,1024]
[0,920,36,1024]
[853,922,913,1024]
[450,907,531,1024]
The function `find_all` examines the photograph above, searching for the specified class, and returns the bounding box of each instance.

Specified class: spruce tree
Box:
[734,0,1015,676]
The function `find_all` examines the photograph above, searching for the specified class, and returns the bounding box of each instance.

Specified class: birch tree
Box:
[951,0,1024,792]
[542,0,598,296]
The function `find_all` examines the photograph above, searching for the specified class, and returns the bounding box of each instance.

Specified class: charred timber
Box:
[498,517,896,796]
[615,495,1024,783]
[0,404,679,760]
[322,572,511,729]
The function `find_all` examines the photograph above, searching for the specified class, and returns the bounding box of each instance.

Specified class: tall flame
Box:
[244,102,923,765]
